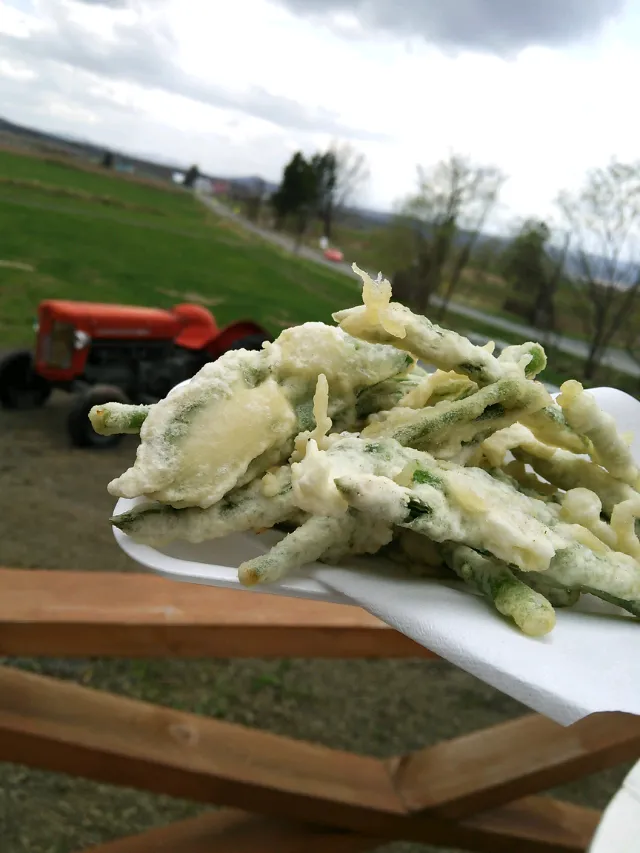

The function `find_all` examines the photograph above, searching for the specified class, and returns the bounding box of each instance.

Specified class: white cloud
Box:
[0,0,639,222]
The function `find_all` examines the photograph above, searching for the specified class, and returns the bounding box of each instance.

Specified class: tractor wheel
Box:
[227,333,271,352]
[0,350,52,409]
[67,384,129,450]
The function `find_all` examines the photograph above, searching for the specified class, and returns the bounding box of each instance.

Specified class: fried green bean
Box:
[545,538,640,602]
[89,402,150,436]
[334,472,560,573]
[238,514,355,586]
[334,300,505,385]
[514,449,636,515]
[311,434,561,572]
[558,380,640,486]
[497,343,547,379]
[335,266,548,387]
[514,571,581,608]
[444,544,556,636]
[111,467,297,545]
[486,465,557,501]
[396,369,478,410]
[580,587,640,619]
[362,375,551,459]
[355,372,426,419]
[522,404,591,454]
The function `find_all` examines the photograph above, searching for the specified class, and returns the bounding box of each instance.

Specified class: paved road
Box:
[198,193,353,275]
[198,193,640,378]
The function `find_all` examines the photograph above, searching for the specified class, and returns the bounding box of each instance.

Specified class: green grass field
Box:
[0,149,360,347]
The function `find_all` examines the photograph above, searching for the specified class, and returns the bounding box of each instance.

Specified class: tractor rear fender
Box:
[205,320,272,358]
[172,303,219,350]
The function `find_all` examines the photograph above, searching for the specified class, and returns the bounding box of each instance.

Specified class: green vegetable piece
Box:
[522,404,590,454]
[334,302,505,386]
[514,449,635,515]
[515,571,581,608]
[355,373,425,419]
[546,543,640,602]
[362,375,550,456]
[412,469,442,488]
[498,342,547,379]
[580,587,640,619]
[238,514,355,586]
[89,403,150,436]
[111,468,296,546]
[445,545,556,636]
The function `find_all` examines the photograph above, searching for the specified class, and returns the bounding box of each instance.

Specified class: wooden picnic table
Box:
[1,567,639,852]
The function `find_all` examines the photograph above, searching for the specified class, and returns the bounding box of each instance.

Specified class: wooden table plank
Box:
[0,664,406,831]
[461,796,600,853]
[0,569,435,659]
[78,809,381,853]
[80,801,599,853]
[390,711,640,818]
[0,666,600,851]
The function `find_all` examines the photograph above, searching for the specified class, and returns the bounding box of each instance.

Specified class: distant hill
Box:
[0,115,185,182]
[226,175,279,195]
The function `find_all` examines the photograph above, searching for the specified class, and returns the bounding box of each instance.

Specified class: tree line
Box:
[386,152,640,381]
[220,140,640,384]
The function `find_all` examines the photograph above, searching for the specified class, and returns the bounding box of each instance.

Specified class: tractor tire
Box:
[226,333,271,352]
[0,350,52,409]
[67,384,129,450]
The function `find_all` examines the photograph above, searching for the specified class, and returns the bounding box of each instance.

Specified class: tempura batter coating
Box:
[362,375,551,461]
[90,403,150,436]
[111,466,297,546]
[102,258,640,637]
[108,325,412,509]
[558,380,640,485]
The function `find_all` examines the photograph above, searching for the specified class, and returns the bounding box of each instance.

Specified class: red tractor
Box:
[0,299,272,448]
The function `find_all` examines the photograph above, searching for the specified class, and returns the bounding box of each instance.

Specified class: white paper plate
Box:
[113,515,351,604]
[589,760,640,852]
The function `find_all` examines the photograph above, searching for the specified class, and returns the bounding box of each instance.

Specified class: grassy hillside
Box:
[0,150,360,346]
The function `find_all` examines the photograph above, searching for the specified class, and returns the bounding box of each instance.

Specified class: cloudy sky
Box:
[1,0,638,221]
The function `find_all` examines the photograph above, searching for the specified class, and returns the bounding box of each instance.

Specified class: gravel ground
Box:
[0,393,631,853]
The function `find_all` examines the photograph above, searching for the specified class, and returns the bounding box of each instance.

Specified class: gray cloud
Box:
[0,51,298,182]
[0,2,387,142]
[275,0,626,53]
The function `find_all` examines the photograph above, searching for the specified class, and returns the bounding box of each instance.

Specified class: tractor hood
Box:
[38,299,218,348]
[39,300,179,339]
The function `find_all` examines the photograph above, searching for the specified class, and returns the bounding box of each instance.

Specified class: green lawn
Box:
[0,150,360,347]
[0,149,198,217]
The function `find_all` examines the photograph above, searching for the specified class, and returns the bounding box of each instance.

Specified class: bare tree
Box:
[399,152,506,317]
[557,159,640,379]
[314,141,370,239]
[332,140,370,209]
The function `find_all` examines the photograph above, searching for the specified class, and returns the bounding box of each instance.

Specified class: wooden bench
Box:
[1,568,639,852]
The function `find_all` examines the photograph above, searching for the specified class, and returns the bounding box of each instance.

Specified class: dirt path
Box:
[0,393,137,572]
